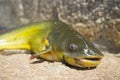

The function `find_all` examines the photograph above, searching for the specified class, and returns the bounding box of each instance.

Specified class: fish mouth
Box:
[76,56,103,68]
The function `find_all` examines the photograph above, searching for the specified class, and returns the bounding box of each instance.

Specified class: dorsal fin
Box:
[51,4,59,21]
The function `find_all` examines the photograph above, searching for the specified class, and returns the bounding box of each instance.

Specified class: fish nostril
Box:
[84,49,98,56]
[88,50,95,55]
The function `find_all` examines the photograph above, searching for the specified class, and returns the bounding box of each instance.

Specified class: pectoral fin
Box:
[30,39,51,60]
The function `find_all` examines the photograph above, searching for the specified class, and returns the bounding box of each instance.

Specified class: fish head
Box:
[61,34,104,68]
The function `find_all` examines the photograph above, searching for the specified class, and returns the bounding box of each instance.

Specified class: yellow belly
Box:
[39,51,63,61]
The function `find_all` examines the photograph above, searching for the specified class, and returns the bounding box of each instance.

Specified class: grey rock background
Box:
[0,0,120,52]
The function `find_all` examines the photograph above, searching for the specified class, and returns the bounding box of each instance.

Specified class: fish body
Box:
[0,20,103,68]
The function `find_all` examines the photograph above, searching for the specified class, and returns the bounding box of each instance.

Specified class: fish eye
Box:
[69,44,78,51]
